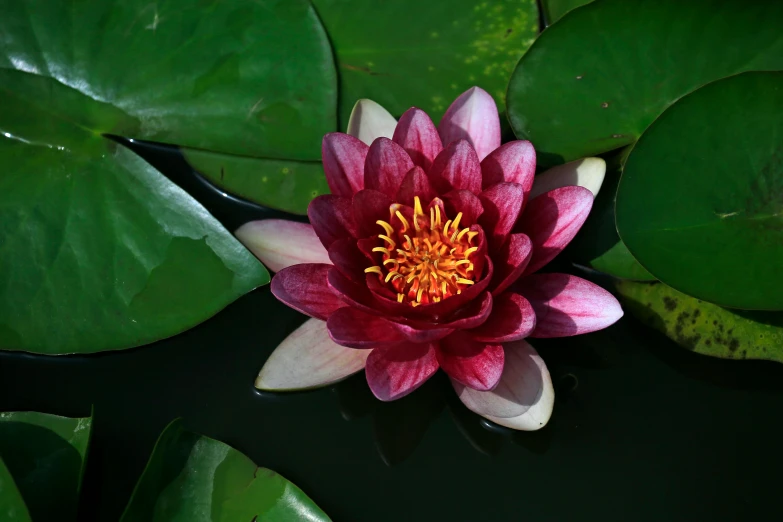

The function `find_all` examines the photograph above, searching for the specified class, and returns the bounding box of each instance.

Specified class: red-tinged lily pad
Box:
[616,281,783,363]
[617,72,783,310]
[507,0,783,166]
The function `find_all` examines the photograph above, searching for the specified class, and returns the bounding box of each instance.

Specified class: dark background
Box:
[1,142,782,521]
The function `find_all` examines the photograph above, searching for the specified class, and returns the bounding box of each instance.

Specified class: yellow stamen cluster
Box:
[364,196,479,307]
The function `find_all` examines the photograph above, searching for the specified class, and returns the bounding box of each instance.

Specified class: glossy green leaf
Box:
[0,458,32,522]
[183,149,329,215]
[0,412,92,522]
[0,0,336,160]
[565,152,654,280]
[507,0,783,166]
[120,420,330,522]
[617,72,783,310]
[542,0,591,23]
[617,281,783,363]
[312,0,539,126]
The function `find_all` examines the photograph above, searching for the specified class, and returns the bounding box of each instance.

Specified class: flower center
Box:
[364,196,479,307]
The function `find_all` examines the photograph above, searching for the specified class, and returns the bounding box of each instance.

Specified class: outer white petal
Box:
[529,157,606,198]
[255,318,370,391]
[453,340,554,431]
[235,220,331,273]
[347,99,398,145]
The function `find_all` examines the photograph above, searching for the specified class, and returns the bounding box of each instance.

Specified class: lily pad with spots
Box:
[616,281,783,363]
[311,0,539,127]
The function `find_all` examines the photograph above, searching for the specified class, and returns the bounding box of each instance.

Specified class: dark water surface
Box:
[1,141,782,521]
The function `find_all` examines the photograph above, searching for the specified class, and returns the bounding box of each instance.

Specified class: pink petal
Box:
[327,267,398,317]
[517,186,593,275]
[347,99,398,145]
[327,238,367,281]
[393,107,443,170]
[255,318,370,391]
[469,292,535,342]
[395,166,436,207]
[438,291,493,329]
[490,233,532,296]
[480,140,536,192]
[271,264,345,320]
[327,307,406,348]
[437,334,504,391]
[366,343,439,401]
[454,340,553,430]
[353,189,393,237]
[516,273,623,338]
[390,322,453,343]
[442,189,484,226]
[438,87,501,161]
[478,182,525,252]
[364,137,414,197]
[428,139,482,195]
[234,220,330,273]
[322,133,368,197]
[529,157,606,198]
[308,195,357,249]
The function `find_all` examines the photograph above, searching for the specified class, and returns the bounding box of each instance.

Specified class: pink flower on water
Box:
[239,87,621,430]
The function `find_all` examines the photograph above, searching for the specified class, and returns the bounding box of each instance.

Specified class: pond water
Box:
[1,141,781,521]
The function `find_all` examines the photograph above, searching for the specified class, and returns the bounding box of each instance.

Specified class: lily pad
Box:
[0,0,336,160]
[616,281,783,363]
[0,0,330,353]
[312,0,539,126]
[120,420,331,522]
[507,0,783,166]
[183,148,329,215]
[0,458,32,522]
[0,411,92,522]
[617,72,783,310]
[542,0,592,23]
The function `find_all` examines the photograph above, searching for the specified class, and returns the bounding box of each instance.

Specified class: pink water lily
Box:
[239,87,622,431]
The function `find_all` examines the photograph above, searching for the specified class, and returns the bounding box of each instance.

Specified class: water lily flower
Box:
[238,87,622,431]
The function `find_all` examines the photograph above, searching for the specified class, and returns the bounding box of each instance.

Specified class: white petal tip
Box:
[531,157,607,199]
[347,99,397,145]
[234,220,330,272]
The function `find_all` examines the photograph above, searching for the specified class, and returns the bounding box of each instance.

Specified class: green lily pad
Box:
[542,0,592,23]
[0,0,336,160]
[183,149,329,215]
[120,420,331,522]
[0,412,92,522]
[0,0,337,353]
[507,0,783,166]
[617,72,783,310]
[0,458,32,522]
[565,152,655,280]
[616,281,783,363]
[312,0,539,126]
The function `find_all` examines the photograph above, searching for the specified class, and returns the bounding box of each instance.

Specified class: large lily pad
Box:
[617,281,783,363]
[0,412,92,522]
[617,72,783,310]
[0,0,346,352]
[507,0,783,166]
[312,0,539,126]
[120,420,331,522]
[0,0,336,160]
